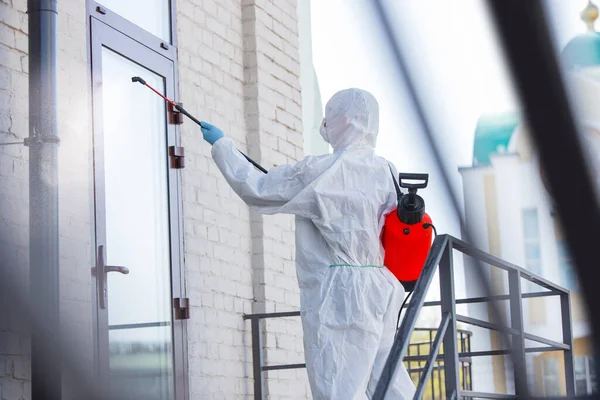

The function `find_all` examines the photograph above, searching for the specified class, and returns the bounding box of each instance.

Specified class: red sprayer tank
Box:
[382,172,435,292]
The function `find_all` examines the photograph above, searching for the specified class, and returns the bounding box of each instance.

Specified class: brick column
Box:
[242,1,310,398]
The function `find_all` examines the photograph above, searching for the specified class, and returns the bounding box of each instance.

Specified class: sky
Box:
[310,0,591,239]
[309,0,592,309]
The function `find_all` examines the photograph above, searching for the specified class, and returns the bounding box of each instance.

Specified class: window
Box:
[96,0,172,41]
[522,209,541,290]
[557,240,578,290]
[542,358,560,396]
[575,356,597,395]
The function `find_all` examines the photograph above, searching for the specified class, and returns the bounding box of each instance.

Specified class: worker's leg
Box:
[366,268,416,400]
[300,267,392,400]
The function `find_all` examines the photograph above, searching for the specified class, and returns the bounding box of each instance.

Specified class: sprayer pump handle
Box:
[398,173,429,190]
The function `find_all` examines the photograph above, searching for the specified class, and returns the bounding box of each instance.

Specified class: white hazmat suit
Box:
[212,88,416,399]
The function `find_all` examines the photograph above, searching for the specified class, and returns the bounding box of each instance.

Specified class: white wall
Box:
[491,153,566,338]
[297,0,329,156]
[178,1,310,398]
[0,0,31,396]
[0,1,94,399]
[0,0,311,399]
[460,166,497,392]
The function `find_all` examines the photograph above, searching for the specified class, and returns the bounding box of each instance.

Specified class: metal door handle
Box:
[95,245,129,309]
[105,265,129,275]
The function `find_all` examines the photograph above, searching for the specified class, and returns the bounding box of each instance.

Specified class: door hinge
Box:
[169,146,185,169]
[174,297,190,320]
[169,102,184,125]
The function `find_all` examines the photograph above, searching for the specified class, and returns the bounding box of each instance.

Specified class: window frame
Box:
[575,355,597,395]
[87,1,178,62]
[522,208,542,291]
[542,357,561,396]
[86,1,187,398]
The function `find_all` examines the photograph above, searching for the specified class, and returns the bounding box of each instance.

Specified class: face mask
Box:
[319,119,329,143]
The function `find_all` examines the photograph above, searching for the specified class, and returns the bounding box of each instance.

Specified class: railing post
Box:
[561,292,575,396]
[439,242,460,399]
[508,270,528,396]
[251,318,264,400]
[429,330,435,399]
[467,333,473,392]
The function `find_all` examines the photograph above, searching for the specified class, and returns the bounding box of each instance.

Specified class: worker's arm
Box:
[211,137,322,217]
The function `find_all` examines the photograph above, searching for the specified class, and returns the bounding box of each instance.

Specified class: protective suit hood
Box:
[320,88,379,151]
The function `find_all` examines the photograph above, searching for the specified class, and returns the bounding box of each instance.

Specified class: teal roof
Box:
[561,32,600,69]
[473,112,519,166]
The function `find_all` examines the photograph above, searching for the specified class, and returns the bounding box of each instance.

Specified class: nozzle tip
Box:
[131,76,146,85]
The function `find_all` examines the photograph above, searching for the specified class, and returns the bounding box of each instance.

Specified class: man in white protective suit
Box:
[200,88,416,400]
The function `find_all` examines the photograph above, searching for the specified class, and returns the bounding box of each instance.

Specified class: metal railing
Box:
[245,234,575,400]
[374,234,575,399]
[406,328,473,399]
[243,310,303,399]
[242,312,473,400]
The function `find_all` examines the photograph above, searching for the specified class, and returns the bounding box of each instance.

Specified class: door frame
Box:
[88,16,187,399]
[87,0,178,61]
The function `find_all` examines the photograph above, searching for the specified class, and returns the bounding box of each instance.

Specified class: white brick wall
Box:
[179,0,310,397]
[56,0,94,392]
[1,0,93,398]
[1,0,309,397]
[178,0,255,398]
[0,0,31,398]
[241,1,310,398]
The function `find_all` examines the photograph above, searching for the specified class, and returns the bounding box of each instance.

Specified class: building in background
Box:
[459,2,600,396]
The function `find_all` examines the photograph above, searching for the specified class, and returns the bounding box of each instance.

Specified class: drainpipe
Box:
[27,0,60,398]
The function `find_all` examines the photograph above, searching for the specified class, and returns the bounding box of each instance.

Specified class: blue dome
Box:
[472,112,519,166]
[561,32,600,68]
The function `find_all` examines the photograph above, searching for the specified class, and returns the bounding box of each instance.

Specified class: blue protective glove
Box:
[200,121,224,145]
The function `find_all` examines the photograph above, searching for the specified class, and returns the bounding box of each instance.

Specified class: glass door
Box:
[90,18,184,400]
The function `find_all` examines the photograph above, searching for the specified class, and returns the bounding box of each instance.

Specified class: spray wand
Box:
[131,76,268,174]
